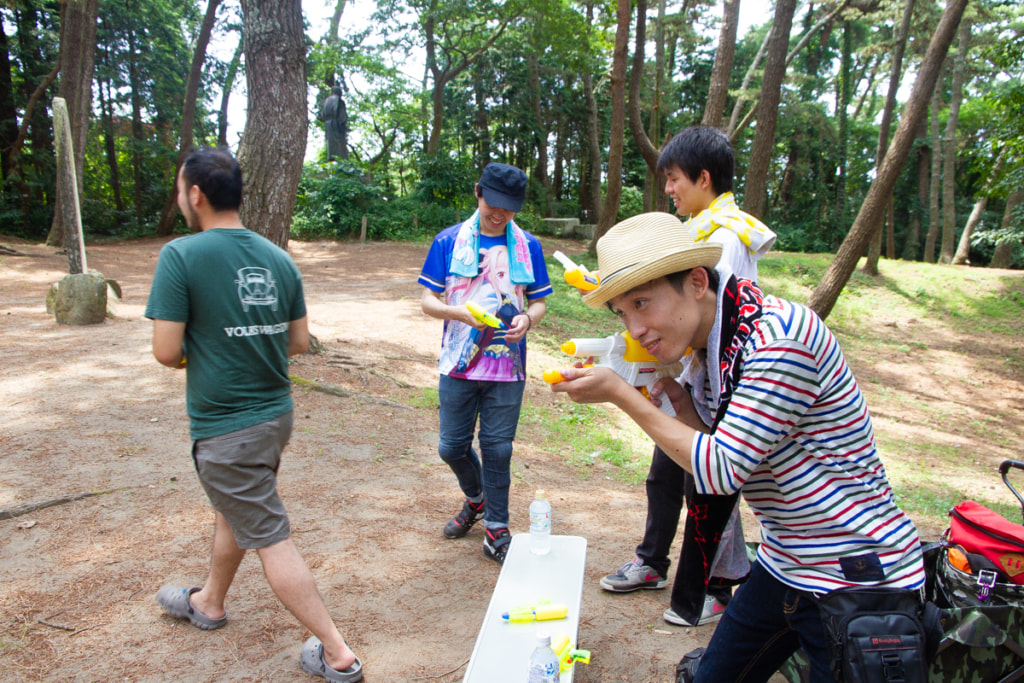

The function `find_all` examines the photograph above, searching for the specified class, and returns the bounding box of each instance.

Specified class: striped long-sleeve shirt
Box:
[690,295,925,593]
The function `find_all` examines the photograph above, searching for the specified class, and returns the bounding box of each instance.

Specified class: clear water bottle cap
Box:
[535,489,545,499]
[536,631,551,646]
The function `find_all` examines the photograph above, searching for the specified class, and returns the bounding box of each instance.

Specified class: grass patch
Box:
[520,400,654,483]
[536,246,1024,536]
[757,254,1024,340]
[407,387,440,410]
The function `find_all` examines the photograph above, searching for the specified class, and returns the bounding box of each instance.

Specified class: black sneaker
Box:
[483,527,512,563]
[443,499,485,539]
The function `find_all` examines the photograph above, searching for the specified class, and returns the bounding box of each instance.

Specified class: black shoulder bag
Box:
[817,585,943,683]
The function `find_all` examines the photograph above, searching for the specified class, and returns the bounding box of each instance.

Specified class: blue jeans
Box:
[695,562,832,683]
[437,374,525,528]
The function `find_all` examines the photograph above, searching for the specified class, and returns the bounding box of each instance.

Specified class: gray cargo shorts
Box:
[192,411,294,550]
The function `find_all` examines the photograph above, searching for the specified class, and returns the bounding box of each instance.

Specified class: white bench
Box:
[464,534,588,682]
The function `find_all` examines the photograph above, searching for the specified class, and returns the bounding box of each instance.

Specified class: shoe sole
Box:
[599,577,669,592]
[663,610,725,627]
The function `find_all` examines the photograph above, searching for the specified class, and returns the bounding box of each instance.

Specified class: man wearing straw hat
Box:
[549,212,925,681]
[600,125,776,629]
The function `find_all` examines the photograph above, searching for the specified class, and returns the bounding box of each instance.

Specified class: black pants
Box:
[636,446,742,622]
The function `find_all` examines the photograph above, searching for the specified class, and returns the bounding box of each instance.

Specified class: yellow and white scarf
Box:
[685,192,776,258]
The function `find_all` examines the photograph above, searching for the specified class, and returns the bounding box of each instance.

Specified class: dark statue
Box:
[319,86,348,161]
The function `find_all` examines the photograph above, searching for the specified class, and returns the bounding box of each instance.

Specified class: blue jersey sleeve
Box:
[418,226,457,293]
[525,235,553,300]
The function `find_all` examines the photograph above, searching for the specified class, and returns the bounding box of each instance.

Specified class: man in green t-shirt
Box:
[146,148,362,683]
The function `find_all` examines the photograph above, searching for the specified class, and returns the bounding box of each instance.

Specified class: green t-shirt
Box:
[145,229,307,440]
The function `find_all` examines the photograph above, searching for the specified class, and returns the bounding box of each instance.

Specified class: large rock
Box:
[575,223,596,239]
[542,217,579,237]
[46,271,113,325]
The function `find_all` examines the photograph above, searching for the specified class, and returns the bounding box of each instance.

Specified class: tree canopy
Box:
[2,0,1022,276]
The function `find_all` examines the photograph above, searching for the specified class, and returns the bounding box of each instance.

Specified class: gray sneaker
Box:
[599,557,668,592]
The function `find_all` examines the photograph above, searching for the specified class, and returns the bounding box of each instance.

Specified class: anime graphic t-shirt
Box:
[419,223,551,382]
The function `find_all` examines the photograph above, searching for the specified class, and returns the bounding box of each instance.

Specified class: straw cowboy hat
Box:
[582,212,723,308]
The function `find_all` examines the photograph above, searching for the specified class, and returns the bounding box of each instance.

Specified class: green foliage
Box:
[615,184,645,223]
[413,152,477,209]
[293,160,384,237]
[293,159,458,241]
[0,0,1020,269]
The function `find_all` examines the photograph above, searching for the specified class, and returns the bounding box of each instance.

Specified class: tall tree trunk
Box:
[703,0,739,129]
[99,77,124,217]
[472,64,490,168]
[864,0,915,274]
[727,0,849,142]
[237,0,307,248]
[924,84,943,263]
[592,0,631,246]
[16,5,55,201]
[850,53,880,123]
[127,17,145,224]
[645,0,669,212]
[582,1,602,226]
[218,30,244,147]
[990,188,1024,269]
[0,22,18,181]
[5,60,58,213]
[742,0,796,219]
[326,0,347,86]
[727,28,770,139]
[554,98,566,203]
[155,0,221,237]
[940,18,970,264]
[807,0,968,319]
[628,0,667,214]
[46,0,99,248]
[422,4,507,156]
[528,51,550,214]
[953,149,1007,265]
[835,20,852,242]
[886,200,896,259]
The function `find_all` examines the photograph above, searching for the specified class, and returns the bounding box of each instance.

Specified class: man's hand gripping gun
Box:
[465,301,508,330]
[543,332,682,417]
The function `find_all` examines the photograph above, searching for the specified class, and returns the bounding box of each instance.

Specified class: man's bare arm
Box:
[152,319,186,368]
[288,316,310,357]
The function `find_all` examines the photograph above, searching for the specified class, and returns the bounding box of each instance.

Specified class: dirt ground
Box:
[1,235,1022,683]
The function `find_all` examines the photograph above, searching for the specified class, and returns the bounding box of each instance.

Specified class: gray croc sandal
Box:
[300,636,363,682]
[156,585,227,631]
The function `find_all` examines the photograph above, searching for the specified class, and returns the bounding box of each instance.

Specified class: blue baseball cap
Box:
[478,163,527,213]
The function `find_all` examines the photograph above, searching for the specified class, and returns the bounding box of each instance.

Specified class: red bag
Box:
[949,500,1024,584]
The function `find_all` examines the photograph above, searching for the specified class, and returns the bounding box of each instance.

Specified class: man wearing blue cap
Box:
[419,163,552,563]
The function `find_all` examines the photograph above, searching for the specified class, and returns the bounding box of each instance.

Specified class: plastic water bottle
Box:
[529,489,551,555]
[527,631,560,682]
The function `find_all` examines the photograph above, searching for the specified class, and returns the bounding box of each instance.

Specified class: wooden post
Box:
[360,215,367,244]
[53,97,87,274]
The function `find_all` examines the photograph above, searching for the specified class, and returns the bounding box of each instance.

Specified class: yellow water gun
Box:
[465,301,508,330]
[543,332,682,417]
[552,633,591,673]
[553,251,600,292]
